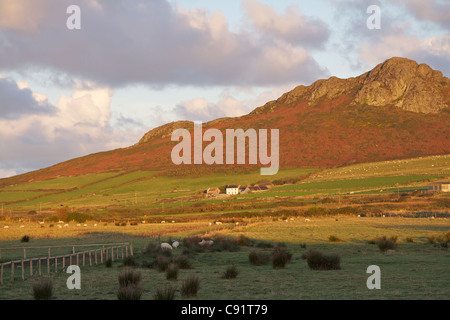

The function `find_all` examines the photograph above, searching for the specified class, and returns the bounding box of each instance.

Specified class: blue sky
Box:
[0,0,449,178]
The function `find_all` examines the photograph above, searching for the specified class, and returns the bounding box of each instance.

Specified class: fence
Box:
[0,242,133,285]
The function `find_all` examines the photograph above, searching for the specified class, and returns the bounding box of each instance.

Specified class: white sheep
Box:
[63,224,69,227]
[160,242,173,250]
[3,226,9,229]
[305,219,311,222]
[198,239,214,247]
[172,240,180,249]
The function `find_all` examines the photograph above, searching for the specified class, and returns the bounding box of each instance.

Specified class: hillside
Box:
[1,57,449,186]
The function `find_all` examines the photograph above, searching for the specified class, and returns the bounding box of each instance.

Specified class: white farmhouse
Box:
[226,185,240,195]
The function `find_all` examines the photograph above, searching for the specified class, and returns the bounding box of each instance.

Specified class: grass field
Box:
[0,155,448,300]
[0,217,448,300]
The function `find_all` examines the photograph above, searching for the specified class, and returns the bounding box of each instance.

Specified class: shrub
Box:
[175,255,192,269]
[32,278,53,300]
[155,254,171,272]
[272,246,292,269]
[123,255,138,267]
[154,285,177,300]
[183,236,203,249]
[105,258,113,268]
[118,269,141,288]
[166,263,179,280]
[117,284,143,300]
[377,237,397,252]
[405,237,414,243]
[21,235,30,243]
[328,235,342,242]
[300,243,307,249]
[249,250,270,266]
[181,275,200,298]
[236,235,252,246]
[210,236,239,252]
[302,249,341,270]
[222,264,239,279]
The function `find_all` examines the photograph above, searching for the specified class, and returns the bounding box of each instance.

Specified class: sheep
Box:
[305,219,311,222]
[198,239,214,247]
[215,221,222,225]
[172,240,180,249]
[20,225,25,228]
[63,224,69,227]
[3,226,9,229]
[160,242,173,250]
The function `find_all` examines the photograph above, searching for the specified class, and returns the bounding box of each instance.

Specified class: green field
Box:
[0,217,448,300]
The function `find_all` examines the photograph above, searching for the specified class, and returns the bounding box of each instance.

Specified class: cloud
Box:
[0,0,327,88]
[0,75,143,176]
[243,0,330,48]
[174,84,297,122]
[0,76,55,119]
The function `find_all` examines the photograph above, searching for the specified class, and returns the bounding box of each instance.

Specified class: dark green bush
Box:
[249,250,270,266]
[154,285,177,300]
[118,269,141,288]
[272,245,292,269]
[166,263,179,280]
[222,264,239,279]
[181,275,200,298]
[117,284,143,300]
[32,278,53,300]
[302,249,341,270]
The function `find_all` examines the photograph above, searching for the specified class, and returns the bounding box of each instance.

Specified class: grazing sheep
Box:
[63,224,69,227]
[160,242,173,250]
[39,221,45,225]
[198,239,214,247]
[20,225,25,228]
[172,240,180,249]
[305,219,311,222]
[161,221,166,224]
[57,225,62,229]
[208,222,212,226]
[215,221,222,225]
[3,226,9,229]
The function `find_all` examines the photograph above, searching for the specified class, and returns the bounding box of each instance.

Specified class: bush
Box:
[21,235,30,243]
[328,235,342,242]
[236,235,252,246]
[405,237,414,243]
[255,241,273,249]
[302,249,341,270]
[183,236,203,249]
[154,285,177,300]
[210,236,239,252]
[32,278,53,300]
[272,246,292,269]
[105,258,113,268]
[118,269,141,288]
[222,264,239,279]
[368,236,398,251]
[249,250,270,266]
[155,254,171,272]
[174,255,191,269]
[181,275,200,298]
[166,263,179,281]
[123,255,138,267]
[117,284,143,300]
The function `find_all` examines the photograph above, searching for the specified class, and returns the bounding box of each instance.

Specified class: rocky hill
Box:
[1,57,449,185]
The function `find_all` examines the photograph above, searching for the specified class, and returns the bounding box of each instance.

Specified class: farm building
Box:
[226,185,240,195]
[428,182,450,193]
[239,185,250,194]
[204,187,220,198]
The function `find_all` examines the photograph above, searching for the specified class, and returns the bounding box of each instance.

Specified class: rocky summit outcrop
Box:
[263,57,449,114]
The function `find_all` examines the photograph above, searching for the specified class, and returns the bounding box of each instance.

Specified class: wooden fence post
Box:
[89,250,92,267]
[63,255,66,270]
[111,247,114,261]
[83,252,86,266]
[24,248,27,259]
[21,260,25,281]
[1,263,3,285]
[47,257,50,275]
[30,259,33,276]
[76,253,79,266]
[11,261,14,282]
[95,250,98,265]
[39,259,42,276]
[70,255,72,266]
[121,246,124,259]
[55,257,58,272]
[130,243,133,256]
[125,246,128,257]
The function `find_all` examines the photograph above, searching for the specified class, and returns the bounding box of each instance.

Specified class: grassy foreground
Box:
[0,217,448,300]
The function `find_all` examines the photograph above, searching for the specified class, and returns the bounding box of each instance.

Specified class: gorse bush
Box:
[181,275,200,298]
[155,254,171,272]
[222,264,239,279]
[154,285,177,300]
[272,245,292,269]
[118,269,141,288]
[367,236,398,251]
[21,235,30,243]
[248,250,270,266]
[32,278,53,300]
[302,249,341,270]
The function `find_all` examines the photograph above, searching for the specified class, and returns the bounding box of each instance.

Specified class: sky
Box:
[0,0,449,178]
